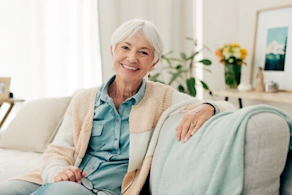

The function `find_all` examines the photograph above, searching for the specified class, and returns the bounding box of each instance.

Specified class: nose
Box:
[127,51,138,63]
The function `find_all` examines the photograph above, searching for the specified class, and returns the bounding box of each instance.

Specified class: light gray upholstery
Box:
[243,113,290,195]
[151,111,291,194]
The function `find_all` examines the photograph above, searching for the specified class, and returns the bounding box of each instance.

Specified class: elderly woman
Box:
[0,19,234,195]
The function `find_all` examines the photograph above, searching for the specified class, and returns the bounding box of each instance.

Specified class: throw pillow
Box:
[0,96,72,153]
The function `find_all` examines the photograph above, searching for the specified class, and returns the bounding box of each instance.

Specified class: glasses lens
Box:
[81,177,94,190]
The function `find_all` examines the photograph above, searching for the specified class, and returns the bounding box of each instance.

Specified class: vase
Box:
[224,63,241,89]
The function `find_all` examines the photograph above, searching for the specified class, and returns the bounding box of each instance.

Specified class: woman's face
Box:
[111,32,158,85]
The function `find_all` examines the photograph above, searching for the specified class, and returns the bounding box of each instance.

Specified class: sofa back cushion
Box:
[0,96,72,153]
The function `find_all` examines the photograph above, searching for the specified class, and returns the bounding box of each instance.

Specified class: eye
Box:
[140,51,149,55]
[121,46,129,50]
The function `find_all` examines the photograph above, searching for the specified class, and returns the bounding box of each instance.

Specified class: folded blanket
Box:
[149,104,292,195]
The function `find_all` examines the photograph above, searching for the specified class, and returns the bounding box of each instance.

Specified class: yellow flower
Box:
[215,43,248,65]
[232,43,239,47]
[240,48,248,60]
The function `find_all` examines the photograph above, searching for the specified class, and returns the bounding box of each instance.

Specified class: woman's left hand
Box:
[176,104,215,142]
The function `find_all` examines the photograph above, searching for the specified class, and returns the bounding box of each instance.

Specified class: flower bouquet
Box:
[215,43,248,89]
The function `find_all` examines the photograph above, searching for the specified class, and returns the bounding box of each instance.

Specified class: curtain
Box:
[31,0,102,99]
[97,0,195,82]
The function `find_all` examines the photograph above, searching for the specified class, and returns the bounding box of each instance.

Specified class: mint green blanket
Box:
[150,104,292,195]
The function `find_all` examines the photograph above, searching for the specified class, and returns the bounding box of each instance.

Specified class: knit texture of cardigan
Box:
[14,81,235,194]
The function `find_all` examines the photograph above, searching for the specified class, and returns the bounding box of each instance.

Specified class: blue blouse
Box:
[78,75,146,195]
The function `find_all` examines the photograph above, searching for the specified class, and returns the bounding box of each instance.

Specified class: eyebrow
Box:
[123,42,151,51]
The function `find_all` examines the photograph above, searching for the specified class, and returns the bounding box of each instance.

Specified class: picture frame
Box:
[251,5,292,91]
[0,77,11,99]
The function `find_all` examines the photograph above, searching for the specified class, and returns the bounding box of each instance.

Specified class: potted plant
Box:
[150,37,212,97]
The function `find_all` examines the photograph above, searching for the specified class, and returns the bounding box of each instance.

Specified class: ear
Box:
[110,46,113,56]
[149,59,160,71]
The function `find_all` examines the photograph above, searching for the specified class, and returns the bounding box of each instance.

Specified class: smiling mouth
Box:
[122,64,139,71]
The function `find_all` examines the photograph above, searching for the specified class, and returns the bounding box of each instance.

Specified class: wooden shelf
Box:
[211,89,292,108]
[0,98,25,128]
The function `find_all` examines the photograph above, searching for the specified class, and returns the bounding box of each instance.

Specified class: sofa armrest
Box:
[150,110,290,194]
[243,112,290,194]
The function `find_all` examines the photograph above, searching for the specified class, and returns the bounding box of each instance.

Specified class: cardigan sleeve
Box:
[39,111,76,183]
[39,87,98,183]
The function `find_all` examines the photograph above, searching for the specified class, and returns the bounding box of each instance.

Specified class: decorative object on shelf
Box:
[265,81,279,93]
[150,37,212,97]
[216,43,248,89]
[0,77,11,99]
[251,5,292,91]
[255,66,265,92]
[237,83,252,92]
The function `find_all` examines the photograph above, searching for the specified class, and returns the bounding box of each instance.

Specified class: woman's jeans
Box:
[0,180,40,195]
[0,180,96,195]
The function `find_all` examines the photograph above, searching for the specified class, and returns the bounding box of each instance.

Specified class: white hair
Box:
[111,19,164,63]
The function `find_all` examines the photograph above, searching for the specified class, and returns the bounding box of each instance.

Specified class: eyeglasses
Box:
[80,144,137,195]
[80,144,112,195]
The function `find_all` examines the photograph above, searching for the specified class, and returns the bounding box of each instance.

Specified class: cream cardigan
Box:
[15,81,235,194]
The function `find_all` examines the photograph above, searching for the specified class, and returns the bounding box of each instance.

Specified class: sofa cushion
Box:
[0,97,72,153]
[0,148,42,182]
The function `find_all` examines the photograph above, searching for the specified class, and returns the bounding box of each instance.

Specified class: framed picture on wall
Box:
[0,77,11,99]
[251,5,292,91]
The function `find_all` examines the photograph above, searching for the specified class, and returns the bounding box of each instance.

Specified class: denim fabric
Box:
[31,181,95,195]
[79,75,146,195]
[0,180,40,195]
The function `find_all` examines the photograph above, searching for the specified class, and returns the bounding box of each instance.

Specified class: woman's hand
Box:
[54,166,86,183]
[176,104,215,142]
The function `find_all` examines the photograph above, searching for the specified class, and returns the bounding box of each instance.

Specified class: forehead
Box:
[122,32,153,50]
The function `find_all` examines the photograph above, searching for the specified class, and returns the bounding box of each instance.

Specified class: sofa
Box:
[0,96,72,182]
[0,96,291,194]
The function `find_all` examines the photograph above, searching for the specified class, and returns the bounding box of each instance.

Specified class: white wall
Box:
[0,0,101,128]
[202,0,292,114]
[0,0,34,99]
[1,0,292,116]
[202,0,238,91]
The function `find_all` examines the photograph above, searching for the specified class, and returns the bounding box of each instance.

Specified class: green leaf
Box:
[198,59,212,65]
[187,51,199,60]
[178,85,185,93]
[186,77,196,97]
[168,70,187,85]
[202,67,211,73]
[162,57,173,67]
[186,37,194,41]
[200,80,209,90]
[168,57,184,63]
[202,44,211,52]
[186,37,197,46]
[180,52,187,61]
[176,65,183,69]
[149,73,160,81]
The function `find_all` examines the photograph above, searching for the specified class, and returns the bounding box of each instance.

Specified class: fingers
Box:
[176,113,197,142]
[176,104,214,143]
[53,166,83,183]
[184,120,203,142]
